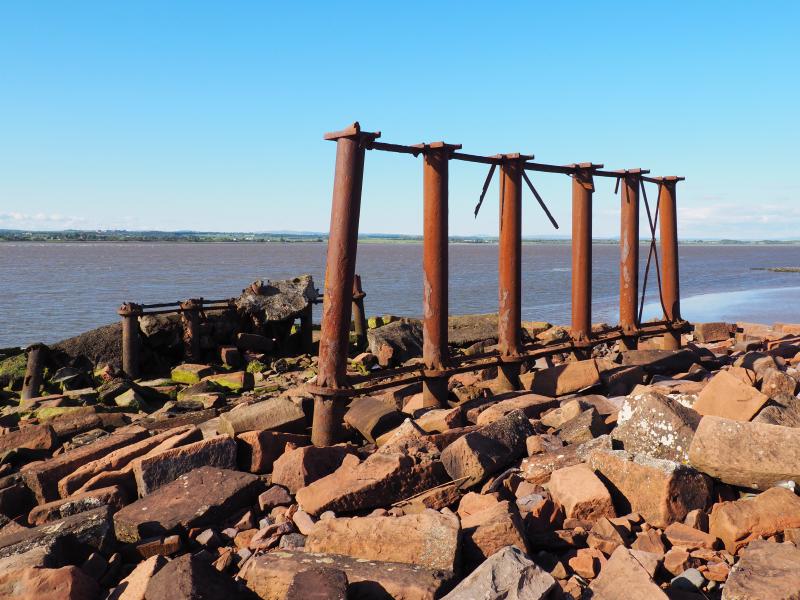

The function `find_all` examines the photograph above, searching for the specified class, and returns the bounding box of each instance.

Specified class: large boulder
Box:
[367,319,423,367]
[235,275,317,325]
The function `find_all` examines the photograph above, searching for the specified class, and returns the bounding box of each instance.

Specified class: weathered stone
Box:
[529,360,600,396]
[237,332,275,352]
[217,397,305,437]
[613,390,701,463]
[709,487,800,553]
[258,485,292,512]
[521,435,611,484]
[587,517,628,555]
[271,445,354,494]
[285,567,347,600]
[688,416,800,490]
[441,410,534,487]
[0,565,100,599]
[0,424,57,453]
[569,547,606,579]
[28,485,127,526]
[107,555,168,600]
[235,275,317,324]
[113,466,260,543]
[722,539,800,599]
[442,545,556,600]
[236,430,310,473]
[548,463,615,521]
[619,349,698,374]
[588,546,668,598]
[761,367,798,398]
[201,370,253,393]
[414,407,465,433]
[475,394,558,427]
[589,449,712,528]
[21,429,148,503]
[539,399,584,429]
[694,322,734,343]
[663,522,719,550]
[305,511,460,572]
[0,506,113,559]
[170,364,214,385]
[556,407,606,444]
[367,319,423,367]
[753,395,800,427]
[134,435,237,495]
[143,553,240,600]
[344,396,406,443]
[692,370,769,421]
[242,549,450,600]
[460,496,529,568]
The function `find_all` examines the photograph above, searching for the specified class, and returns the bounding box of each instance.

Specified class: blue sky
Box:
[1,2,798,239]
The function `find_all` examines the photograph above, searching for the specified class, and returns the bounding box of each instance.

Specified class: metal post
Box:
[21,343,47,401]
[571,164,596,345]
[619,171,641,350]
[118,302,142,379]
[351,275,367,352]
[659,177,682,349]
[497,154,530,390]
[420,142,460,406]
[300,304,314,355]
[313,122,379,447]
[180,298,202,362]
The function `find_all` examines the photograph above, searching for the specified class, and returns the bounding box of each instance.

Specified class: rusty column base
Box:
[352,298,366,351]
[21,343,47,401]
[662,330,681,350]
[422,376,448,407]
[311,396,338,447]
[496,362,520,392]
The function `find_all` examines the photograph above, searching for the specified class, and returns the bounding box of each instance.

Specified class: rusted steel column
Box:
[300,304,314,355]
[312,122,379,447]
[619,171,641,350]
[180,298,202,362]
[351,275,367,352]
[118,302,142,379]
[419,142,461,406]
[571,164,596,345]
[21,343,47,401]
[659,177,682,349]
[497,154,530,391]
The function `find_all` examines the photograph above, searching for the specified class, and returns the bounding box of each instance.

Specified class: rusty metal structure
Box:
[21,343,47,401]
[308,122,687,445]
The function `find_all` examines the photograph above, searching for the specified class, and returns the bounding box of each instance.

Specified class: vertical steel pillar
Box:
[312,123,379,447]
[659,177,682,349]
[571,164,596,345]
[619,170,641,350]
[419,142,461,406]
[180,298,202,362]
[21,343,47,401]
[497,154,530,390]
[351,275,367,352]
[118,302,142,379]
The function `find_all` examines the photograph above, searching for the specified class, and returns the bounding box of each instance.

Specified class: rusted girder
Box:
[571,164,599,345]
[657,176,683,349]
[180,298,202,362]
[618,169,644,349]
[118,302,142,379]
[351,274,367,352]
[313,122,380,447]
[418,142,461,406]
[497,154,531,390]
[21,343,47,401]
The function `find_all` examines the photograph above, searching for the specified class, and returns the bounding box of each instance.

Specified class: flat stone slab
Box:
[722,539,800,600]
[113,466,261,543]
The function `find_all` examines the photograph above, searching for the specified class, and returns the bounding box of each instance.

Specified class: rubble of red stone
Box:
[1,317,800,599]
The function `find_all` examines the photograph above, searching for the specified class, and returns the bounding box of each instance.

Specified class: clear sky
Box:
[1,1,798,239]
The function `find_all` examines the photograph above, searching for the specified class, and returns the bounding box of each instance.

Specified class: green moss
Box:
[0,354,26,389]
[246,360,267,374]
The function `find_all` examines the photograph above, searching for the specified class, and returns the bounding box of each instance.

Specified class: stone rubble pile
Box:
[0,319,800,598]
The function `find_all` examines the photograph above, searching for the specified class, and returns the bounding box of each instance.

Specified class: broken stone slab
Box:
[613,390,701,463]
[0,424,57,454]
[722,539,800,599]
[692,370,769,421]
[0,565,101,600]
[709,487,800,554]
[242,549,451,600]
[663,522,719,551]
[344,396,406,443]
[285,567,347,600]
[367,319,424,367]
[441,409,534,487]
[588,449,712,528]
[113,466,261,543]
[548,463,616,521]
[753,394,800,427]
[521,434,612,485]
[133,434,237,496]
[217,397,306,437]
[305,511,460,572]
[235,430,310,473]
[235,275,317,324]
[442,545,556,600]
[619,348,699,374]
[693,322,734,343]
[459,495,530,569]
[271,445,355,494]
[28,485,127,526]
[295,451,447,516]
[201,371,254,393]
[688,416,800,490]
[588,546,669,599]
[474,394,558,427]
[760,367,798,399]
[527,359,601,396]
[107,554,168,600]
[539,398,585,429]
[0,506,113,560]
[169,364,215,385]
[555,407,606,445]
[21,428,149,503]
[143,552,241,600]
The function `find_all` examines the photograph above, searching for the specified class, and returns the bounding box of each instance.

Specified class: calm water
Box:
[1,242,800,348]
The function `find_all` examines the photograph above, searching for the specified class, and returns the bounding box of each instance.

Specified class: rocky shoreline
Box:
[1,281,800,599]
